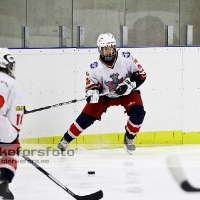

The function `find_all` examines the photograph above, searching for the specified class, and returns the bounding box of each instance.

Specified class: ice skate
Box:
[57,137,69,151]
[124,135,136,155]
[0,178,14,200]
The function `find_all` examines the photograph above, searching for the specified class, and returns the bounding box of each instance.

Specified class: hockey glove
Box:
[85,89,99,103]
[116,78,136,96]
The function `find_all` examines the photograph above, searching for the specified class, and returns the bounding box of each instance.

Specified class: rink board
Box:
[20,130,200,149]
[10,47,200,147]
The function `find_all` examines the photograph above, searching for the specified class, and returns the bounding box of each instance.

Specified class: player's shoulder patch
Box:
[121,51,131,58]
[133,58,138,64]
[90,61,99,69]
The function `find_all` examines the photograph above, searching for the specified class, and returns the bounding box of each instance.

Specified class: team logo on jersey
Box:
[90,62,98,69]
[104,73,123,91]
[0,95,5,108]
[122,51,130,58]
[0,80,8,87]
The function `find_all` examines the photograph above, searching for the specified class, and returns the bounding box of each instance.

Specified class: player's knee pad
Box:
[129,105,146,125]
[76,112,96,129]
[0,138,21,156]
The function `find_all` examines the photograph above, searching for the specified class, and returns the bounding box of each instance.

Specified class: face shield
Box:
[99,45,117,61]
[4,54,16,76]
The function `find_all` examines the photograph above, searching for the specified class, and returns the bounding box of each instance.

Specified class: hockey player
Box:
[0,48,24,199]
[58,33,146,154]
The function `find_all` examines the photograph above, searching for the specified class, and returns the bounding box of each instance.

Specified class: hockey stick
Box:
[167,155,200,192]
[24,91,110,114]
[20,153,103,200]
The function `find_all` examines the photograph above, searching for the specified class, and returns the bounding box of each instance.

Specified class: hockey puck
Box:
[88,171,95,175]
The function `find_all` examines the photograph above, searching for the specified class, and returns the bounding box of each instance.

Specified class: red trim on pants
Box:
[82,91,143,120]
[0,139,20,156]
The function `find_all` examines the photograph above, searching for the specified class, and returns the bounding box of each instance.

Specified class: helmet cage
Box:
[6,61,16,76]
[0,49,15,76]
[98,45,117,61]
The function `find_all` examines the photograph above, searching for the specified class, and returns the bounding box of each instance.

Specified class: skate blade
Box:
[124,146,134,155]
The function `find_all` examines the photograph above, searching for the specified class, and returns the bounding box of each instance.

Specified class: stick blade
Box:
[181,180,200,192]
[75,190,103,200]
[167,156,200,192]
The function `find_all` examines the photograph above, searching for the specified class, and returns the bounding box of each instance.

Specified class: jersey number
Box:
[16,114,23,125]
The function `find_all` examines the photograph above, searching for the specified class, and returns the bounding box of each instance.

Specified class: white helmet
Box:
[97,33,117,61]
[0,48,15,76]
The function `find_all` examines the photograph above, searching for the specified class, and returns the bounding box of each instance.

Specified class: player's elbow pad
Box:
[130,74,146,88]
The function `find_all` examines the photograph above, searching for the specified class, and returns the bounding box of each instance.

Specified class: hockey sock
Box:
[126,105,146,139]
[64,113,96,142]
[0,168,15,183]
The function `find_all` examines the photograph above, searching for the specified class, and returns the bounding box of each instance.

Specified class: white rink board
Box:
[182,47,200,132]
[125,47,182,132]
[13,49,77,138]
[11,47,199,138]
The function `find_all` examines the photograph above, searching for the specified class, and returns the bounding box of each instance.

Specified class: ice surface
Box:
[10,145,200,200]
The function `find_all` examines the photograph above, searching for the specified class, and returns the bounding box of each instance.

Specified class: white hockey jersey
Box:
[86,50,146,98]
[0,72,24,143]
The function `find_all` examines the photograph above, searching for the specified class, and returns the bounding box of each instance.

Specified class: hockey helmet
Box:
[0,48,16,76]
[97,33,117,61]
